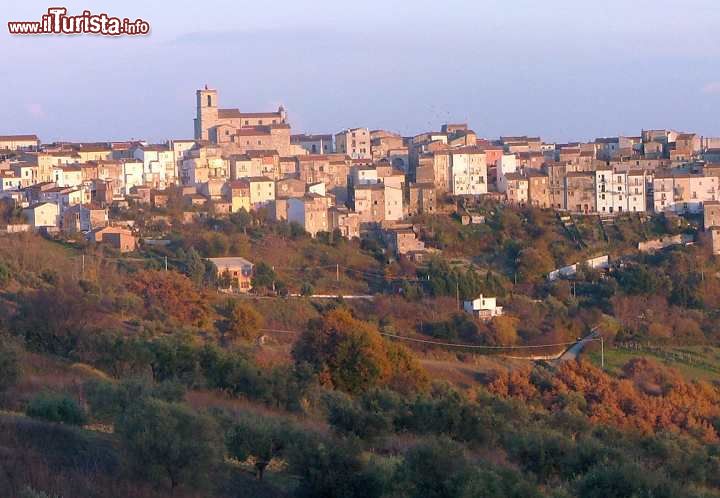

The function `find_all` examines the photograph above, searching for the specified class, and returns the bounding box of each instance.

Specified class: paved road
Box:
[555,330,600,363]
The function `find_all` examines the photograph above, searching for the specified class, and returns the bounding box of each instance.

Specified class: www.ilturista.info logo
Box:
[8,8,150,36]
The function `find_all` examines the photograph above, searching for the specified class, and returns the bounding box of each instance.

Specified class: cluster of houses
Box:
[3,87,720,258]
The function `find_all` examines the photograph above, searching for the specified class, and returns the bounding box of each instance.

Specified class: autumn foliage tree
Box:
[215,299,264,346]
[487,359,720,442]
[293,309,428,395]
[126,270,210,327]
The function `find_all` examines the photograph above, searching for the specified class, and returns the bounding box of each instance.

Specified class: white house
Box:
[463,295,503,320]
[23,202,59,228]
[450,146,487,196]
[496,153,518,193]
[595,168,626,214]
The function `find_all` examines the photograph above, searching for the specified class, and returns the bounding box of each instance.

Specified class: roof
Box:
[291,134,333,142]
[234,128,271,137]
[24,202,57,210]
[208,256,254,268]
[246,176,274,183]
[140,144,169,152]
[227,179,250,189]
[217,109,283,119]
[0,135,39,142]
[450,145,486,154]
[246,149,279,157]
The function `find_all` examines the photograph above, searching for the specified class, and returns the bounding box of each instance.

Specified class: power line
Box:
[379,332,584,350]
[259,327,594,351]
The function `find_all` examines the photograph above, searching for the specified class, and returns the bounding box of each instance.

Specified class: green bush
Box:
[26,392,87,426]
[0,339,20,392]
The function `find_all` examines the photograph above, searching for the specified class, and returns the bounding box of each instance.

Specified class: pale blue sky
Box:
[2,0,720,143]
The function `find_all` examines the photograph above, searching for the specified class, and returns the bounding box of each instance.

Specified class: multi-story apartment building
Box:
[291,134,334,155]
[527,170,550,208]
[565,171,596,214]
[504,173,529,205]
[653,170,718,214]
[595,168,626,214]
[335,128,371,159]
[626,170,647,212]
[449,146,487,196]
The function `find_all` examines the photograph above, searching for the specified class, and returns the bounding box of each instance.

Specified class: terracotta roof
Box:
[0,135,38,141]
[234,128,271,137]
[246,149,279,157]
[217,109,282,119]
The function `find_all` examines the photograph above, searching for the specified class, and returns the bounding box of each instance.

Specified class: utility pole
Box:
[81,254,85,276]
[456,280,460,310]
[336,263,339,282]
[164,256,168,272]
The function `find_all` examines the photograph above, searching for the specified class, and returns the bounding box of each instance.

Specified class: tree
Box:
[290,436,384,498]
[126,270,210,327]
[301,281,314,297]
[13,280,99,356]
[517,246,554,283]
[293,309,391,394]
[116,398,221,490]
[394,437,471,498]
[252,262,276,293]
[215,300,264,346]
[489,315,519,345]
[227,414,290,480]
[293,309,428,395]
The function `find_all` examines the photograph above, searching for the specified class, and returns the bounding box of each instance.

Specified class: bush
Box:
[0,339,20,392]
[26,392,87,426]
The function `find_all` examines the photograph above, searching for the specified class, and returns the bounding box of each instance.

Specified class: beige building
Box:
[287,194,333,236]
[296,154,350,191]
[247,177,275,209]
[208,256,254,293]
[450,146,487,196]
[23,202,59,228]
[408,183,437,215]
[527,171,550,208]
[194,87,286,141]
[653,170,718,214]
[223,180,251,213]
[565,171,596,214]
[291,134,334,155]
[704,201,720,230]
[335,128,371,159]
[504,173,529,205]
[383,227,425,256]
[0,135,39,151]
[329,206,360,239]
[88,226,137,253]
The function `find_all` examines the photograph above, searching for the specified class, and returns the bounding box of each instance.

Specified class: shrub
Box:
[26,392,87,426]
[0,339,20,392]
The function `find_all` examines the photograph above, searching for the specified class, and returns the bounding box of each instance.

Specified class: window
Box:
[207,95,212,107]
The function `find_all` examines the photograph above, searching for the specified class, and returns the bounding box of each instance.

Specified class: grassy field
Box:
[586,344,720,382]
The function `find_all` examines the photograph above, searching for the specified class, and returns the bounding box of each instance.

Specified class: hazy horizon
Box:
[3,0,720,144]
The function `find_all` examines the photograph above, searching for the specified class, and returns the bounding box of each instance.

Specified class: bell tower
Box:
[194,85,218,140]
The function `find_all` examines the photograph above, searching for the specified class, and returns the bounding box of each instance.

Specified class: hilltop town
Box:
[3,87,720,265]
[6,88,720,498]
